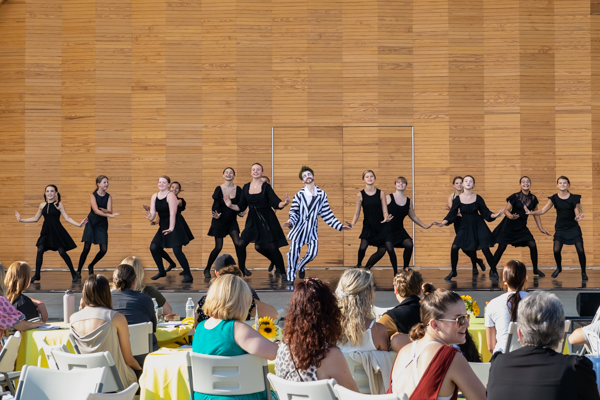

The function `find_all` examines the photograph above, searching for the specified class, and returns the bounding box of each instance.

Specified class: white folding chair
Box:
[0,332,22,395]
[344,354,372,394]
[267,373,337,400]
[52,350,125,392]
[504,322,521,353]
[186,352,271,400]
[334,384,408,400]
[85,383,139,400]
[468,362,491,387]
[40,341,70,370]
[128,322,153,356]
[15,365,107,400]
[373,306,393,321]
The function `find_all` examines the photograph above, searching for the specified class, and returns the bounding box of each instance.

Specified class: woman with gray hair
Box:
[487,291,599,400]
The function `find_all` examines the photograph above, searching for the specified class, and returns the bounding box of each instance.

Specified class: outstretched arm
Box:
[350,192,362,228]
[532,205,551,235]
[15,204,44,223]
[284,194,300,228]
[525,199,553,216]
[58,204,87,227]
[408,202,433,229]
[319,193,345,231]
[380,190,393,223]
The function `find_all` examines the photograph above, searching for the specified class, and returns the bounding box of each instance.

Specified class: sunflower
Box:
[258,316,274,327]
[472,302,480,317]
[258,323,277,339]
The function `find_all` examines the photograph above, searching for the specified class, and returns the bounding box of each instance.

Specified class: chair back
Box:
[0,332,21,373]
[267,373,337,400]
[343,354,371,394]
[373,306,393,321]
[85,383,139,400]
[468,362,491,386]
[186,352,270,399]
[15,365,107,400]
[40,341,69,370]
[504,322,521,353]
[51,349,125,392]
[128,322,153,356]
[555,320,572,353]
[334,384,408,400]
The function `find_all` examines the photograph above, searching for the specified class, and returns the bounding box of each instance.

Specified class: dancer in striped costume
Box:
[283,166,351,281]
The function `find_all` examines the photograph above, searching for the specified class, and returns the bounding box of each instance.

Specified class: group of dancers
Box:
[14,165,587,284]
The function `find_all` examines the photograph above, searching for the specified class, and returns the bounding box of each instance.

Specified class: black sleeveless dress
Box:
[492,192,538,246]
[176,197,195,242]
[549,193,583,244]
[81,192,109,244]
[151,194,193,248]
[36,202,77,251]
[238,182,287,248]
[359,189,391,247]
[208,186,242,238]
[444,195,496,251]
[388,195,411,247]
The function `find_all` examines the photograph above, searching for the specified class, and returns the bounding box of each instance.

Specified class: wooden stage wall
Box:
[0,0,598,270]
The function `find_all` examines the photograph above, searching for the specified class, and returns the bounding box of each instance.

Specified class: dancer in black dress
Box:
[525,176,586,280]
[15,185,88,283]
[492,176,550,277]
[364,176,434,270]
[349,170,396,274]
[204,167,243,278]
[447,176,486,274]
[436,175,504,281]
[77,175,119,279]
[223,163,290,280]
[145,176,194,283]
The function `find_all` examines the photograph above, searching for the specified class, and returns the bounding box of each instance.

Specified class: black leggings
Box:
[77,242,108,274]
[205,231,241,270]
[554,240,586,271]
[35,245,76,277]
[451,245,495,271]
[237,239,286,275]
[367,239,412,269]
[150,243,191,276]
[462,249,480,268]
[493,241,538,269]
[358,239,398,271]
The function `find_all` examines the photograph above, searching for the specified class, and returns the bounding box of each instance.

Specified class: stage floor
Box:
[27,266,600,293]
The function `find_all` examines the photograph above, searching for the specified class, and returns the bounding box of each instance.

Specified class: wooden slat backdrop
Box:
[0,0,597,270]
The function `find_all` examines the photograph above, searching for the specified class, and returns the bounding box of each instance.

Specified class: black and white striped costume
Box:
[286,185,344,281]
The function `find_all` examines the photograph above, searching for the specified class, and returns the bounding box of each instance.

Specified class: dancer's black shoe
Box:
[472,266,479,275]
[298,269,305,279]
[582,272,589,281]
[533,267,545,277]
[30,275,40,284]
[203,268,211,279]
[489,269,499,280]
[165,262,176,273]
[551,267,562,278]
[268,263,274,272]
[242,268,252,277]
[151,272,167,280]
[444,271,457,281]
[476,258,486,271]
[182,275,194,283]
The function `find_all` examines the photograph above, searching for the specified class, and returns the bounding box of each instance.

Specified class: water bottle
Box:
[152,298,159,322]
[63,289,75,323]
[186,298,194,319]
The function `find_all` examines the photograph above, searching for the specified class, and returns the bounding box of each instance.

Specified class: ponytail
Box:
[409,322,428,341]
[504,260,527,322]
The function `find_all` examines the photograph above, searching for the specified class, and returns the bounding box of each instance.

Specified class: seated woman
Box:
[122,256,173,315]
[485,260,528,354]
[487,292,599,400]
[569,319,600,352]
[389,288,485,400]
[195,254,278,327]
[335,269,388,352]
[111,264,158,364]
[4,261,48,322]
[275,278,359,391]
[193,274,277,400]
[70,275,139,387]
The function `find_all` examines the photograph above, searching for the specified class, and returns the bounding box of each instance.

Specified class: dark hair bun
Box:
[422,282,435,295]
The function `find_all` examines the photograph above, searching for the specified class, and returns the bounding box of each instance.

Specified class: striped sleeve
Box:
[319,193,343,231]
[288,193,301,228]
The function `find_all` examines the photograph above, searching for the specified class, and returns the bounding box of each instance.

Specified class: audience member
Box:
[379,269,424,338]
[456,330,482,362]
[275,278,359,391]
[336,268,388,352]
[70,275,140,386]
[485,260,528,354]
[568,319,600,352]
[487,291,599,400]
[192,274,277,400]
[389,288,485,399]
[4,261,48,321]
[122,256,173,315]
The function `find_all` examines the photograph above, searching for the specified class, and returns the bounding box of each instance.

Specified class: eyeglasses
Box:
[436,314,470,327]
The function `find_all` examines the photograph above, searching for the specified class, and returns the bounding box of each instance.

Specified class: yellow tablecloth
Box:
[155,323,194,348]
[468,318,492,362]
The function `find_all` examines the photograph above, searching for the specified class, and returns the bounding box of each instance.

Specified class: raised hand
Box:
[142,205,150,212]
[212,211,221,220]
[575,213,585,222]
[284,193,290,205]
[382,214,394,223]
[15,211,21,222]
[144,210,153,221]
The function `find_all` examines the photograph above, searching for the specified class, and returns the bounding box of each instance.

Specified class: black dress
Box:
[238,182,287,248]
[550,193,583,244]
[81,192,109,244]
[151,194,193,248]
[176,197,195,242]
[359,189,391,247]
[387,195,411,247]
[444,195,496,251]
[493,192,538,246]
[36,202,77,251]
[208,186,242,238]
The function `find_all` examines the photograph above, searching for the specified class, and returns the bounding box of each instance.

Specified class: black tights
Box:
[35,245,76,278]
[205,231,241,271]
[462,249,480,268]
[493,241,538,269]
[357,239,398,273]
[367,239,412,269]
[451,245,495,272]
[77,242,108,274]
[150,243,191,276]
[554,241,586,272]
[237,239,286,275]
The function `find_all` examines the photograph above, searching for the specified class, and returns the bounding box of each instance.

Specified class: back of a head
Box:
[82,274,112,309]
[409,287,462,341]
[335,268,375,346]
[113,264,137,291]
[202,274,251,321]
[284,278,342,370]
[518,291,564,348]
[503,260,527,322]
[216,265,243,278]
[121,256,145,291]
[5,261,31,303]
[394,268,425,298]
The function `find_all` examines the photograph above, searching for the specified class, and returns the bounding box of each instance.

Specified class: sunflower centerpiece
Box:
[253,316,282,342]
[461,295,480,317]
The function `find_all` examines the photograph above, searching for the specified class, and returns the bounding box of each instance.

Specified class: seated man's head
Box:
[518,291,564,349]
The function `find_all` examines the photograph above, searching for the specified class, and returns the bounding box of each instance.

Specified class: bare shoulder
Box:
[322,346,345,366]
[38,202,46,209]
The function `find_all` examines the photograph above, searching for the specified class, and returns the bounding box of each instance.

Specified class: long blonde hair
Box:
[5,261,30,303]
[335,268,375,346]
[121,256,145,292]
